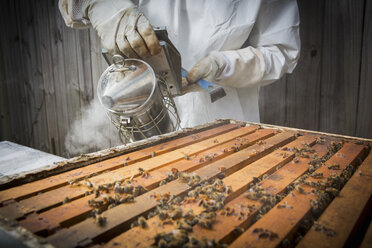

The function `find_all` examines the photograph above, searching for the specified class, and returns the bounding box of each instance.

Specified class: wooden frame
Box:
[0,119,371,248]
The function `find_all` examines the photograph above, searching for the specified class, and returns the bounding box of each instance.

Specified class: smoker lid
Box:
[97,57,157,115]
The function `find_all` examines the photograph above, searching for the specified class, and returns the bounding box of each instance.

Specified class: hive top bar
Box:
[0,119,370,248]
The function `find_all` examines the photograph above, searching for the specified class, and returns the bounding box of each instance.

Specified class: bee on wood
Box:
[68,178,80,187]
[187,189,199,198]
[170,208,183,220]
[233,227,245,235]
[225,206,235,216]
[158,210,169,220]
[94,188,101,198]
[204,154,212,161]
[213,139,219,143]
[311,172,323,179]
[313,222,336,237]
[252,228,279,240]
[95,214,106,226]
[304,180,318,188]
[85,179,93,188]
[141,170,150,178]
[108,203,116,209]
[63,197,70,204]
[121,194,134,203]
[178,172,191,183]
[317,180,329,189]
[123,161,129,167]
[91,208,101,218]
[315,137,325,144]
[277,201,293,209]
[252,177,261,184]
[295,185,305,194]
[184,154,190,160]
[177,220,192,232]
[159,180,167,186]
[198,218,213,229]
[84,191,91,196]
[293,157,300,163]
[328,163,340,170]
[171,168,179,175]
[325,187,339,197]
[133,185,144,197]
[137,216,147,228]
[151,152,156,157]
[130,220,139,229]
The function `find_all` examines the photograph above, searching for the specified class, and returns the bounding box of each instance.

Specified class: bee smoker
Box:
[97,27,183,143]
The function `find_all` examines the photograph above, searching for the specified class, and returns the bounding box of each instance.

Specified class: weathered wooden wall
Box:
[260,0,371,138]
[0,0,371,158]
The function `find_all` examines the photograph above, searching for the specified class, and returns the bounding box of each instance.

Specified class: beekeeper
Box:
[59,0,300,128]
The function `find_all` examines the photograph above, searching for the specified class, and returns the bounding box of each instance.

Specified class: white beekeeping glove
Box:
[186,47,266,88]
[83,0,162,58]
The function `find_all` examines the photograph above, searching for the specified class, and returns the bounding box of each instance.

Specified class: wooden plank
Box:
[0,125,256,219]
[192,144,331,245]
[229,142,366,248]
[24,0,50,152]
[0,0,31,146]
[103,135,321,248]
[20,129,275,233]
[61,21,83,158]
[0,123,239,203]
[319,0,364,136]
[356,0,372,139]
[47,0,70,157]
[259,77,288,127]
[35,0,60,155]
[360,218,372,248]
[46,131,295,247]
[0,2,13,142]
[285,0,325,131]
[297,152,372,248]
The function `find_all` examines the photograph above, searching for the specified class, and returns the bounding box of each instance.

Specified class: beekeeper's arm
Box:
[186,0,300,88]
[58,0,161,58]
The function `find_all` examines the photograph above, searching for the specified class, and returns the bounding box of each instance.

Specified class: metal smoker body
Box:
[98,27,182,143]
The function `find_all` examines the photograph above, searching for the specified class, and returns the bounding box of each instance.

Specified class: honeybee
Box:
[95,214,106,226]
[198,219,213,229]
[295,185,305,194]
[327,163,340,170]
[177,220,192,232]
[137,216,147,228]
[170,208,183,220]
[311,172,323,179]
[63,197,70,204]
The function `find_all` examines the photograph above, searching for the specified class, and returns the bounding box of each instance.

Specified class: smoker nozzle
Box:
[101,95,114,109]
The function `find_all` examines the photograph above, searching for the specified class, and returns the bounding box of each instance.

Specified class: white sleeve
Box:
[247,0,300,86]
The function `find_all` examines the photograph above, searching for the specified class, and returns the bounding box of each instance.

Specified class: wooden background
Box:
[0,0,371,158]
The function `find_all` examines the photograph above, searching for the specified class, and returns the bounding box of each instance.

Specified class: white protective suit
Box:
[59,0,300,128]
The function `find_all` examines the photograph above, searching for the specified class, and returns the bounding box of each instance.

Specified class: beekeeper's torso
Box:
[135,0,300,128]
[59,0,300,128]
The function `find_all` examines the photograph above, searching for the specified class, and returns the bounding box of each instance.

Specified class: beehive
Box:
[0,120,371,248]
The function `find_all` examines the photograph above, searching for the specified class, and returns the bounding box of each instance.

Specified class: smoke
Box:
[64,100,122,157]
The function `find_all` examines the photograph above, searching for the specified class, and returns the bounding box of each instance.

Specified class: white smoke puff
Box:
[64,100,122,157]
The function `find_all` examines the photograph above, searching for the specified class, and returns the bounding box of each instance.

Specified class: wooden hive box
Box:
[0,120,371,248]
